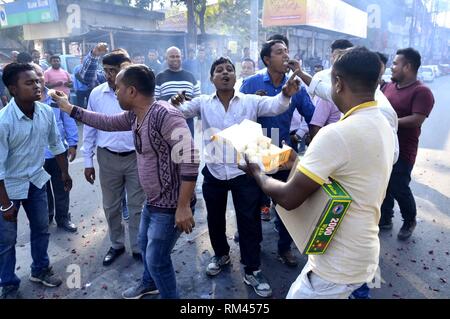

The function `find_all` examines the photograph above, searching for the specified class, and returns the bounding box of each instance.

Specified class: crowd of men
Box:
[0,35,434,299]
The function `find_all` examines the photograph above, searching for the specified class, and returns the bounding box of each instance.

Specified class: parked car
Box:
[438,64,450,76]
[419,66,435,82]
[429,65,441,77]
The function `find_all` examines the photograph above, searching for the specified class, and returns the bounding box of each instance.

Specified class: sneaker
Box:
[122,281,159,299]
[379,217,393,230]
[1,285,21,299]
[261,206,271,221]
[397,220,417,240]
[243,270,272,298]
[206,255,231,276]
[29,267,62,287]
[277,250,298,267]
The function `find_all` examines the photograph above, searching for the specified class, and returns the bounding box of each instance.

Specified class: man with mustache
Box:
[240,39,316,267]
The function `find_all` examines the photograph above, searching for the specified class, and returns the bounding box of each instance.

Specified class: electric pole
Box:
[250,0,259,64]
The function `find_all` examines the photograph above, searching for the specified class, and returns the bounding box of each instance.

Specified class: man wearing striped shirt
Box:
[155,47,200,136]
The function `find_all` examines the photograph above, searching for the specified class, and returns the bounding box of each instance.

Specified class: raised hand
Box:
[282,69,301,97]
[92,43,108,57]
[287,59,301,73]
[49,90,73,114]
[170,90,191,107]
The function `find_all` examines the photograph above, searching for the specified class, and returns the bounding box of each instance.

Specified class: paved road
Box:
[10,76,450,299]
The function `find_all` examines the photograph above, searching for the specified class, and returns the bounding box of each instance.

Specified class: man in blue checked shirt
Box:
[0,63,72,299]
[32,63,79,233]
[77,42,108,87]
[240,38,315,268]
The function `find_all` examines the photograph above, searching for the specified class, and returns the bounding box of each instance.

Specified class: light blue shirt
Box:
[72,64,90,92]
[0,98,66,199]
[42,89,78,159]
[83,82,134,168]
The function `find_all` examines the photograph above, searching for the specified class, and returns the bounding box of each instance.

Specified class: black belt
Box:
[101,147,135,157]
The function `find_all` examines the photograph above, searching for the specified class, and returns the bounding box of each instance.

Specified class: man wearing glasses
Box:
[79,46,146,266]
[52,64,198,299]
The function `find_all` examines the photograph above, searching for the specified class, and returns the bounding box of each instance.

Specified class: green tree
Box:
[205,0,252,41]
[171,0,207,47]
[0,26,27,51]
[133,0,164,11]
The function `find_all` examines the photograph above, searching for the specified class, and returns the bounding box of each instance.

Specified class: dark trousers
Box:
[186,118,194,137]
[202,166,262,271]
[381,158,416,222]
[0,184,50,287]
[44,154,70,225]
[269,170,294,253]
[76,90,91,109]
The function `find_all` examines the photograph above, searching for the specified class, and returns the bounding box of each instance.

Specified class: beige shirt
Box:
[297,102,395,284]
[308,68,399,163]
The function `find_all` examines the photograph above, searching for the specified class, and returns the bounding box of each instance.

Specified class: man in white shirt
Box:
[83,50,146,266]
[234,58,256,91]
[241,47,395,299]
[171,57,301,298]
[296,40,399,163]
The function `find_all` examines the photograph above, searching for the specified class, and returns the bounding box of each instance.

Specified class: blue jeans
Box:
[350,283,371,299]
[0,184,50,287]
[139,205,185,299]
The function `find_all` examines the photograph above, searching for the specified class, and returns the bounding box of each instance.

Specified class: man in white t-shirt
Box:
[296,40,399,164]
[240,47,395,299]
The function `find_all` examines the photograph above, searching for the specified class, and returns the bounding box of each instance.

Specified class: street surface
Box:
[12,76,450,299]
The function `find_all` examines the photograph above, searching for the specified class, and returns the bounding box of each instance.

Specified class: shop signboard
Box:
[0,0,59,29]
[262,0,367,38]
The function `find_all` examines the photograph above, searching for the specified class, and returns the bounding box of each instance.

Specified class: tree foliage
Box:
[132,0,164,11]
[205,0,252,41]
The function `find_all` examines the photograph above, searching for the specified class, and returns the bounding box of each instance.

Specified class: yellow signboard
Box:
[262,0,368,38]
[262,0,307,27]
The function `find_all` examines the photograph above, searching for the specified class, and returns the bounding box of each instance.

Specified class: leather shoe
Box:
[103,247,125,266]
[57,221,77,233]
[277,250,298,267]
